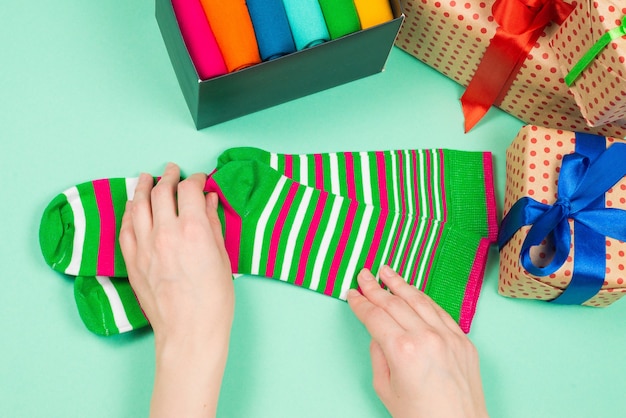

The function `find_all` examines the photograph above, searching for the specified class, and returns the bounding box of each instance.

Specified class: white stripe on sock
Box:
[415,221,441,287]
[96,276,133,333]
[419,151,428,218]
[299,155,308,186]
[431,150,442,220]
[329,153,340,196]
[310,195,343,292]
[63,187,86,275]
[270,153,279,171]
[339,205,374,300]
[405,219,428,285]
[404,150,414,216]
[125,177,139,201]
[279,187,313,281]
[250,176,288,275]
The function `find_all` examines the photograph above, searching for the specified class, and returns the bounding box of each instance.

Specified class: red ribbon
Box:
[460,0,574,132]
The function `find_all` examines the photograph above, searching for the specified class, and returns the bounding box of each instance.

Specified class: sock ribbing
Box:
[218,147,498,240]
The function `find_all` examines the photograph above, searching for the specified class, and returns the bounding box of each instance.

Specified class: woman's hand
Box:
[120,163,234,418]
[347,266,488,418]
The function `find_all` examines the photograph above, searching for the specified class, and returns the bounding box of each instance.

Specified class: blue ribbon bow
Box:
[498,133,626,304]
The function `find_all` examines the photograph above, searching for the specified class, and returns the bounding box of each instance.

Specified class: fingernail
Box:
[347,288,360,299]
[358,269,375,281]
[138,172,151,184]
[208,192,219,208]
[379,265,394,278]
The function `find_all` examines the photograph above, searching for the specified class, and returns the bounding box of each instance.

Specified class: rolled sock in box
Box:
[171,0,227,80]
[282,0,330,50]
[317,0,361,39]
[353,0,394,29]
[247,0,296,61]
[199,0,261,72]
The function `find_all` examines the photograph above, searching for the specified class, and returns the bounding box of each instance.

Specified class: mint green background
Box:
[2,1,626,417]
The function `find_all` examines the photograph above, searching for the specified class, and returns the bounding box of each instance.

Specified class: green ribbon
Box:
[565,15,626,86]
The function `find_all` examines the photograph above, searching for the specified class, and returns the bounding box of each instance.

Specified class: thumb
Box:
[370,339,391,400]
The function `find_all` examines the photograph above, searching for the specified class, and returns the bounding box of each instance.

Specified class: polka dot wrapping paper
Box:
[550,0,626,128]
[395,0,626,137]
[499,125,626,306]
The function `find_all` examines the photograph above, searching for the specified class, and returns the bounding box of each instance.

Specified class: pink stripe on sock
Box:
[438,149,448,223]
[483,152,498,243]
[363,153,389,269]
[324,199,358,296]
[459,237,490,333]
[314,154,324,191]
[376,152,389,211]
[204,177,242,273]
[93,179,116,276]
[266,182,299,277]
[345,152,356,200]
[284,154,293,179]
[295,192,328,286]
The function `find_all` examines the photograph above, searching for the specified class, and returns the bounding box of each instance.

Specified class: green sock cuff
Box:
[423,227,488,333]
[443,150,498,242]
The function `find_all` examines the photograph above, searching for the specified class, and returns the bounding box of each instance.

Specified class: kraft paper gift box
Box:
[498,125,626,307]
[550,0,626,127]
[155,0,404,129]
[395,0,626,137]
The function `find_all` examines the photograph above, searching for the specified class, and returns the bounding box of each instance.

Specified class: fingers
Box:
[205,192,229,261]
[378,266,464,336]
[369,340,391,399]
[129,172,156,243]
[355,268,429,332]
[119,200,137,265]
[151,162,179,224]
[177,173,208,219]
[347,282,404,343]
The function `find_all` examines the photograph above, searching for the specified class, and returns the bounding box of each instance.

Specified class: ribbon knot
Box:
[461,0,575,132]
[498,135,626,303]
[554,197,571,214]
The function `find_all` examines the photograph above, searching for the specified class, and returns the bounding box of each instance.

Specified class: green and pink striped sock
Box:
[217,147,498,242]
[39,149,496,336]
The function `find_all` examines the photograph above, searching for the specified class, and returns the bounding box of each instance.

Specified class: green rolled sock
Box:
[317,0,361,39]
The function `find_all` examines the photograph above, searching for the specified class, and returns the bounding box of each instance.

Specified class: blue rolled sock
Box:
[282,0,330,50]
[247,0,296,61]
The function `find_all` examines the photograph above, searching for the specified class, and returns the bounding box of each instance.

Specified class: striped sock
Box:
[70,161,489,336]
[209,160,489,335]
[217,147,498,242]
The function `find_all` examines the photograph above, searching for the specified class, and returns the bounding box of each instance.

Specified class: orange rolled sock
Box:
[199,0,261,72]
[353,0,394,29]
